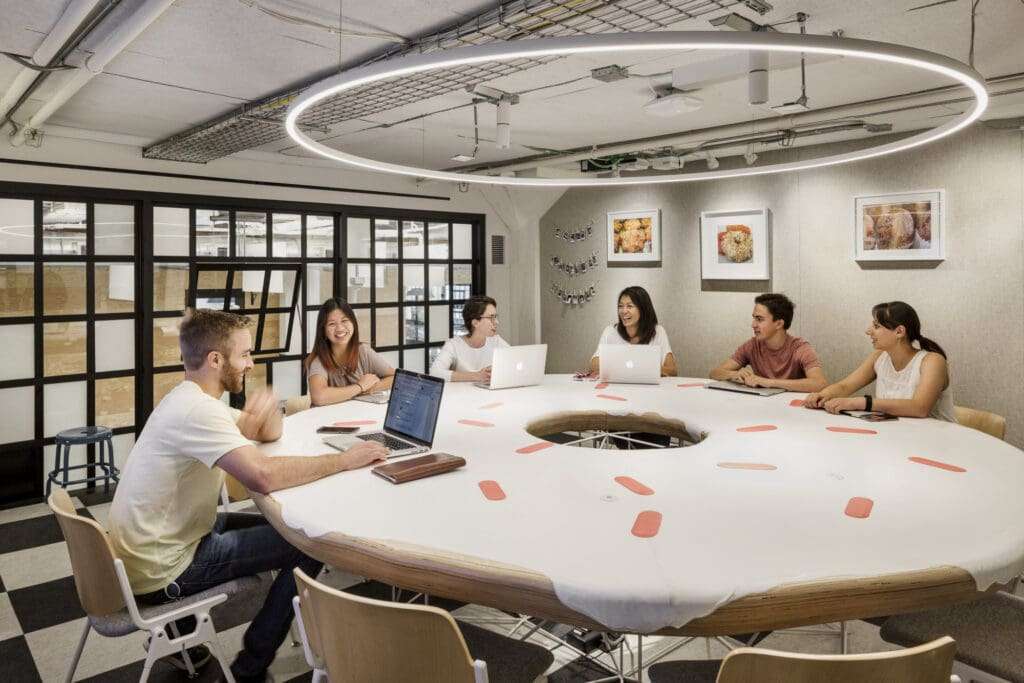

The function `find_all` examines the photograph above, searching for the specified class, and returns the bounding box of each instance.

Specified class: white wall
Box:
[539,125,1024,446]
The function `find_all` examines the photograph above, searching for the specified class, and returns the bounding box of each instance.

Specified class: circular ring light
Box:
[285,31,988,187]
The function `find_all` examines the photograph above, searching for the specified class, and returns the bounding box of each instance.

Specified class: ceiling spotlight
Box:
[705,153,720,170]
[743,144,758,165]
[643,91,703,117]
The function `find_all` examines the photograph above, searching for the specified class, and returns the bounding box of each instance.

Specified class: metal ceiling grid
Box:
[143,0,767,163]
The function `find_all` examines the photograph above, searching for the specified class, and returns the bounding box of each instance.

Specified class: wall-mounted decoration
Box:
[550,281,597,306]
[700,208,770,280]
[854,190,944,262]
[550,251,600,277]
[607,209,660,263]
[553,220,594,243]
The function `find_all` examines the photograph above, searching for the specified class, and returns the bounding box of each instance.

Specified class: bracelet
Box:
[863,395,873,411]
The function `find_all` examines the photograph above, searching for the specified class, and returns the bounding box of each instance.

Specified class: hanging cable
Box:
[235,0,406,43]
[0,52,74,72]
[968,0,982,68]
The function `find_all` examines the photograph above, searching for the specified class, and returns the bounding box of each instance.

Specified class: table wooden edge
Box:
[254,492,992,635]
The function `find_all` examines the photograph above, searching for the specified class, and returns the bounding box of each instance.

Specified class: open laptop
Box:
[597,344,661,385]
[323,369,445,458]
[475,344,548,390]
[706,380,785,397]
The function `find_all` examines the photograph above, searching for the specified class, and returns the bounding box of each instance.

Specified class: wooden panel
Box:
[0,263,33,318]
[43,321,87,376]
[153,264,188,312]
[96,376,134,429]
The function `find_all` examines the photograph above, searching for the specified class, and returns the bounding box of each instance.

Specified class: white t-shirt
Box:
[107,381,252,594]
[592,323,674,362]
[429,335,510,381]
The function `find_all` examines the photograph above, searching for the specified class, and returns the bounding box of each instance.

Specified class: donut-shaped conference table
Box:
[253,375,1024,635]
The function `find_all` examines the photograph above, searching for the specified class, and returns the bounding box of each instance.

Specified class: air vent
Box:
[491,235,505,265]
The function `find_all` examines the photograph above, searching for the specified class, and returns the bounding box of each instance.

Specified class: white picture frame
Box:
[700,208,770,280]
[854,189,945,262]
[606,209,660,263]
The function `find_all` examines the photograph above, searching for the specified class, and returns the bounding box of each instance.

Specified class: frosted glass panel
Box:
[154,206,188,256]
[96,376,134,428]
[237,211,267,257]
[378,350,399,368]
[402,221,424,259]
[0,199,34,254]
[95,263,135,313]
[0,324,32,381]
[453,223,473,259]
[375,264,398,303]
[273,360,302,400]
[428,222,448,259]
[95,204,134,255]
[354,308,371,343]
[429,305,449,342]
[306,264,333,305]
[96,319,135,372]
[42,201,86,255]
[306,215,334,257]
[44,321,87,376]
[272,213,301,257]
[428,264,449,301]
[347,263,370,304]
[44,263,86,315]
[375,307,398,347]
[153,316,182,367]
[196,209,229,256]
[0,386,34,442]
[403,306,425,344]
[0,262,33,317]
[306,313,318,353]
[374,219,398,258]
[45,381,87,437]
[403,350,425,374]
[403,264,424,301]
[347,217,370,258]
[153,263,188,311]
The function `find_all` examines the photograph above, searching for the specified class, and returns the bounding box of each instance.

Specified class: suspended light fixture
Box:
[643,91,703,117]
[285,31,988,187]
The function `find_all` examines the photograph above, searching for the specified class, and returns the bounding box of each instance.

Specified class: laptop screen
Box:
[383,369,445,446]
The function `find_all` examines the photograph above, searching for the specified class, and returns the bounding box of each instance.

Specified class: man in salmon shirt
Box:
[709,293,829,393]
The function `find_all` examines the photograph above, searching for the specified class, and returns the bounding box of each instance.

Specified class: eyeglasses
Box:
[478,315,499,322]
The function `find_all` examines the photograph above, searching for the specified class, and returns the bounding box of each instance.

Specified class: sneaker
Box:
[162,644,213,672]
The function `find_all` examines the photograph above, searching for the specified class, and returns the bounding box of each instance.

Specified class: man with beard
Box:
[108,308,387,682]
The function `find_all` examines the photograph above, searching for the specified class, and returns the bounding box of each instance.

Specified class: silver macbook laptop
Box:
[597,344,661,385]
[706,380,785,397]
[354,390,390,404]
[474,344,548,390]
[323,369,445,458]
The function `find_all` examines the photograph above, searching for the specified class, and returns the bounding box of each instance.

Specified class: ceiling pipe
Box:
[458,73,1024,175]
[0,0,108,133]
[10,0,177,146]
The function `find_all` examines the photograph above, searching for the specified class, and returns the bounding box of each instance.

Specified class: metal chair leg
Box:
[64,621,90,683]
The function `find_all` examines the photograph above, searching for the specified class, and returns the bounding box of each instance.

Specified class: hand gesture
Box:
[823,397,861,415]
[240,387,278,438]
[803,393,825,409]
[357,374,381,393]
[344,441,389,468]
[477,366,493,383]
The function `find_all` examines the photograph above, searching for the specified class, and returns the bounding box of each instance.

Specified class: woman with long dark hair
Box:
[804,301,956,421]
[305,298,395,406]
[588,286,677,377]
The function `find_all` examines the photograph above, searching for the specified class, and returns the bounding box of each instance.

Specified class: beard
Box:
[221,364,246,394]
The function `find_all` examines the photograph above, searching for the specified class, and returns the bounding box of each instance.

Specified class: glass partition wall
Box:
[0,186,484,505]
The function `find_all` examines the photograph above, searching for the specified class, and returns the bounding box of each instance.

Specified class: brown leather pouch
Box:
[372,453,466,484]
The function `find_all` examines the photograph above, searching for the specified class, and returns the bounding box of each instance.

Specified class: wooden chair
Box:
[648,636,958,683]
[293,567,553,683]
[954,406,1006,441]
[48,489,264,683]
[220,472,251,509]
[285,394,312,416]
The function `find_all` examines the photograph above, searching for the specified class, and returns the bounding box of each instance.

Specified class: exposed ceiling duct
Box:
[142,0,772,163]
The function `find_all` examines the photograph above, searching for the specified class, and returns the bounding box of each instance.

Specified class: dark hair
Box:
[178,308,250,371]
[755,293,795,329]
[305,298,361,375]
[871,301,946,358]
[462,295,497,333]
[616,286,658,345]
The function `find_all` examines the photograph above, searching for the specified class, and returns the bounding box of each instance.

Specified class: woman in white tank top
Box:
[804,301,957,422]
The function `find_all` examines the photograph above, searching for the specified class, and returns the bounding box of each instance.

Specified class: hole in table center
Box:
[524,410,706,450]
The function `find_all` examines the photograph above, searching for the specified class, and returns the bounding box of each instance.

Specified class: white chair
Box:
[48,489,265,682]
[292,594,328,683]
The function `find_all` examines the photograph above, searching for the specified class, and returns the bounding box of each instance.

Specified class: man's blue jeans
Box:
[139,512,323,679]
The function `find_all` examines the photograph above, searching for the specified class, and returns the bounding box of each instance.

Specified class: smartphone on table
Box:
[316,425,360,434]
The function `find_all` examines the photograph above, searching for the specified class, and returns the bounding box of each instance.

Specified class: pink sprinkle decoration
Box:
[737,424,778,433]
[615,476,655,496]
[595,382,610,390]
[631,511,662,538]
[790,399,805,407]
[458,419,494,428]
[516,442,554,455]
[333,420,376,427]
[826,426,877,435]
[909,456,966,473]
[479,480,506,501]
[845,497,874,519]
[596,394,627,402]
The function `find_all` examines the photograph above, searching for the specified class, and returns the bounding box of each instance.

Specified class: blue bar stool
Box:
[46,426,120,495]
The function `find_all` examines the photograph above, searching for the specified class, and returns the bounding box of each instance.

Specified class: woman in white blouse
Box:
[804,301,956,422]
[429,295,509,382]
[588,285,678,377]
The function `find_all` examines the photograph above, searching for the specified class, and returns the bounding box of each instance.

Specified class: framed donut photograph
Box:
[854,189,945,262]
[606,209,661,263]
[700,208,770,280]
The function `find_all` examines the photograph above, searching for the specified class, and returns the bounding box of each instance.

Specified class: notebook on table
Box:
[706,380,785,397]
[372,453,466,484]
[474,344,548,390]
[597,344,661,385]
[323,369,444,458]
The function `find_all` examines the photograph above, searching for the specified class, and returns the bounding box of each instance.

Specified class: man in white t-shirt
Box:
[108,309,387,682]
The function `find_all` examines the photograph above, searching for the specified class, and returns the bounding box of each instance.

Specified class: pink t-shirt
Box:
[730,335,821,380]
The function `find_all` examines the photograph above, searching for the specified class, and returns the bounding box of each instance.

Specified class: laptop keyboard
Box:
[358,432,414,450]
